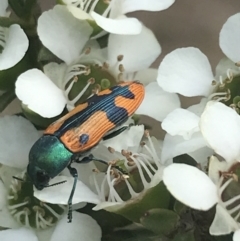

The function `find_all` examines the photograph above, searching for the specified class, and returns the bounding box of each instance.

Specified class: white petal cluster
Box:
[0,116,102,240]
[0,0,29,71]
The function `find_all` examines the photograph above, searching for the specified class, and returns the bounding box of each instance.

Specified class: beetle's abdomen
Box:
[44,81,145,153]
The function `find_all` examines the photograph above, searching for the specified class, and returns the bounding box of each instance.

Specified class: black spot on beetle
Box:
[79,134,89,145]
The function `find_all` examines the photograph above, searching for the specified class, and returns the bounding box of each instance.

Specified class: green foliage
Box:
[8,0,39,21]
[0,53,32,90]
[79,204,131,234]
[173,154,198,167]
[114,182,171,222]
[172,230,195,241]
[0,89,15,112]
[140,208,180,235]
[21,104,68,129]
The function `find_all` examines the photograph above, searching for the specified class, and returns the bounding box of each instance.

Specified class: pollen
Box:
[7,172,66,230]
[91,133,163,205]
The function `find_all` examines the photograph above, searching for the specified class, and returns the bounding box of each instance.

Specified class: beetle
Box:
[26,81,145,222]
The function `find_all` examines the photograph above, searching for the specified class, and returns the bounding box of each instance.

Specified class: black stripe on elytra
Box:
[54,84,135,136]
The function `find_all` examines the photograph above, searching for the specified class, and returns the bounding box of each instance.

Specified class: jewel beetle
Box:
[27,81,145,222]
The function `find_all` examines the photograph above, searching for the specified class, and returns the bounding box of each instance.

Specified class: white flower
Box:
[161,100,240,164]
[158,13,240,97]
[38,125,169,212]
[0,115,102,240]
[15,5,173,120]
[163,156,240,241]
[63,0,175,36]
[200,101,240,163]
[0,0,29,71]
[15,5,93,117]
[158,13,240,163]
[219,13,240,64]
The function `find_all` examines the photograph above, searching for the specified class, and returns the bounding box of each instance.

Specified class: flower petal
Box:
[136,82,180,122]
[163,164,218,210]
[157,47,214,97]
[187,98,208,117]
[102,125,144,152]
[134,68,158,86]
[108,25,161,73]
[208,156,230,185]
[0,116,39,169]
[67,5,93,20]
[200,101,240,162]
[91,12,141,35]
[219,13,240,63]
[93,201,125,212]
[0,25,29,70]
[43,62,67,89]
[122,0,175,13]
[15,69,66,118]
[162,108,200,140]
[51,212,101,241]
[0,181,6,209]
[210,204,239,235]
[215,57,240,82]
[233,230,240,241]
[37,5,92,64]
[0,228,38,241]
[0,165,21,188]
[161,132,207,163]
[0,0,8,16]
[34,175,100,205]
[0,181,18,228]
[188,146,213,164]
[36,227,55,241]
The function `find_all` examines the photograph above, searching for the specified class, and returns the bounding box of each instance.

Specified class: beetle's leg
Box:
[76,154,128,174]
[67,163,78,223]
[102,123,134,141]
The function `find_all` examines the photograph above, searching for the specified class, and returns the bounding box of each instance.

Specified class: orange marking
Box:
[118,81,135,87]
[114,82,145,116]
[44,103,88,134]
[97,88,112,96]
[60,111,115,153]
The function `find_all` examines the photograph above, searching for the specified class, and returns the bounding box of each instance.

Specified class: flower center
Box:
[65,0,114,37]
[62,48,123,109]
[210,68,240,113]
[217,163,240,223]
[67,0,110,15]
[92,131,163,204]
[0,27,7,54]
[8,172,66,229]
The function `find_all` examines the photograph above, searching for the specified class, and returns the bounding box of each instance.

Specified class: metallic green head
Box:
[27,135,72,190]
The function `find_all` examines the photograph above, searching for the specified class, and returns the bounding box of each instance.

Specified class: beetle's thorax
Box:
[28,135,72,188]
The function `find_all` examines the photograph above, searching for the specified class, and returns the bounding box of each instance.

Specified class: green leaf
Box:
[114,182,171,223]
[140,208,180,235]
[38,46,61,65]
[79,204,131,234]
[0,17,21,27]
[172,230,195,241]
[0,89,15,112]
[173,154,198,167]
[96,33,109,48]
[213,233,233,241]
[22,104,68,129]
[8,0,38,21]
[174,200,187,215]
[102,229,159,241]
[0,51,32,91]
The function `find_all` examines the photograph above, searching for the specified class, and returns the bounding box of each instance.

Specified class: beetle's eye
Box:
[36,171,49,184]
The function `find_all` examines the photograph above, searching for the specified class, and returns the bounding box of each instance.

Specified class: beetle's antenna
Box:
[12,176,25,182]
[45,180,67,188]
